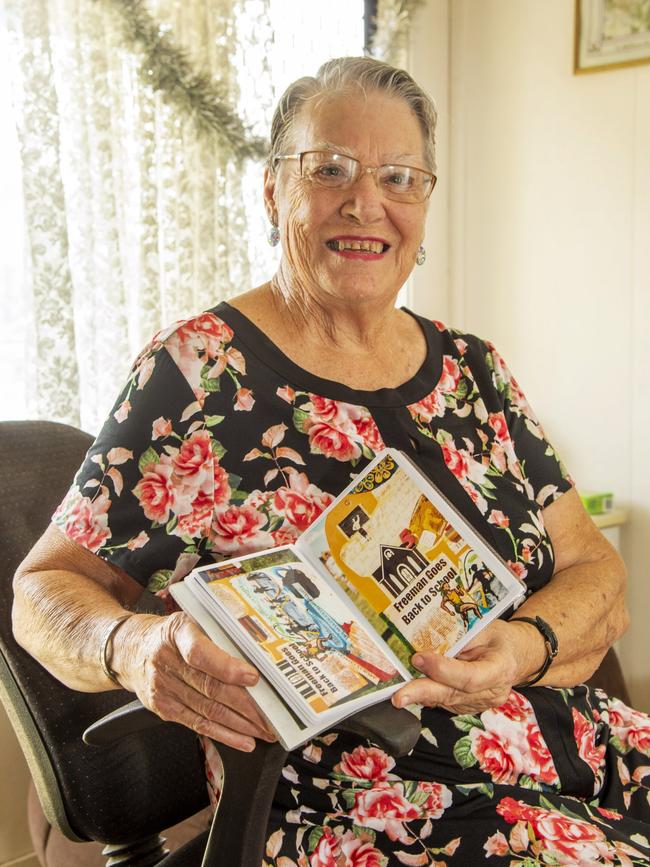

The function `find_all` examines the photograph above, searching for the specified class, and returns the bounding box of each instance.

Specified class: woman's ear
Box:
[263,166,277,225]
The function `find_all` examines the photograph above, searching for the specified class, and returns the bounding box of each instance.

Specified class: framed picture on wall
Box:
[575,0,650,73]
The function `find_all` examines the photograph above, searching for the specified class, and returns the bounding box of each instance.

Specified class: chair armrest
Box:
[337,702,420,758]
[84,699,421,867]
[83,698,161,745]
[84,698,420,756]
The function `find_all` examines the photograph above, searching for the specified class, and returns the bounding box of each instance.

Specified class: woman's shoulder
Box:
[410,312,493,358]
[133,303,237,391]
[411,313,518,396]
[150,304,234,351]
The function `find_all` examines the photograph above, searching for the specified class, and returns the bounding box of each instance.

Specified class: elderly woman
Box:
[14,57,650,864]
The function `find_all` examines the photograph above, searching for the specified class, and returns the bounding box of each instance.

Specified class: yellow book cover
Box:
[299,451,524,668]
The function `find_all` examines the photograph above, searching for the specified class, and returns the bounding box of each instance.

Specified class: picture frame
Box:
[575,0,650,73]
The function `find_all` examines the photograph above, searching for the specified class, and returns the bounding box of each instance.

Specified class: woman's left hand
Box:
[391,619,541,715]
[390,488,629,717]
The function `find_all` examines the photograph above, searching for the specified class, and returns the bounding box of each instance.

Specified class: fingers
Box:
[150,675,271,752]
[169,613,259,686]
[392,641,516,713]
[413,649,505,693]
[169,615,276,736]
[392,674,511,714]
[146,689,259,752]
[133,612,277,751]
[178,664,273,734]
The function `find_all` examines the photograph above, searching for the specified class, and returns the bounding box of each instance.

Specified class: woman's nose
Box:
[340,170,386,222]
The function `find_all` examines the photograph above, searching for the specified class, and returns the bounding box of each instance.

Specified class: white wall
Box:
[411,0,650,710]
[409,0,451,322]
[0,708,37,866]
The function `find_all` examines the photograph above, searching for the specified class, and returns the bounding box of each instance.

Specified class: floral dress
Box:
[53,303,650,866]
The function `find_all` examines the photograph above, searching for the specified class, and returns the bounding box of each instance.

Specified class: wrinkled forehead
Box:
[288,88,427,165]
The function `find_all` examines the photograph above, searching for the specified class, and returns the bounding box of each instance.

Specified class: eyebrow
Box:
[308,141,423,163]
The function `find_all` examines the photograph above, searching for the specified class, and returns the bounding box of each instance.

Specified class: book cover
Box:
[299,451,524,668]
[175,449,524,744]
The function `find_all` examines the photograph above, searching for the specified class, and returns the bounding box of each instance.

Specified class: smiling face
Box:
[264,89,430,311]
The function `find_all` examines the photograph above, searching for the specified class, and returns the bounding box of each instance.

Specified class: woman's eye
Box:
[386,171,412,187]
[316,164,344,178]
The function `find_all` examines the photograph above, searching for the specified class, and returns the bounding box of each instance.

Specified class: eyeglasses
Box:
[274,151,436,204]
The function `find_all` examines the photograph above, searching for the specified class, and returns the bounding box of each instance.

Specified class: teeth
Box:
[331,240,385,253]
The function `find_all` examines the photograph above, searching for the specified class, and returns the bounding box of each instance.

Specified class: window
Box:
[0,3,365,423]
[0,15,29,420]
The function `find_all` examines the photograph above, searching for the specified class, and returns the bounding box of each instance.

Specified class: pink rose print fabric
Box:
[51,303,650,863]
[452,691,559,787]
[490,796,647,865]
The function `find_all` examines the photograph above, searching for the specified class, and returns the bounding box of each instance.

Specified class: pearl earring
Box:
[416,244,426,266]
[268,224,280,247]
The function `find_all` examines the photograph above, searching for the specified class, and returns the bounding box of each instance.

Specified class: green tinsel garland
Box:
[370,0,426,67]
[105,0,268,161]
[102,0,423,160]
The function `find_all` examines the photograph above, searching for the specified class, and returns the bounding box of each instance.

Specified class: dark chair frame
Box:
[0,420,211,865]
[0,419,420,867]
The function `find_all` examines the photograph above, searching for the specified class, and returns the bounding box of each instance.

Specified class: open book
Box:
[170,449,524,750]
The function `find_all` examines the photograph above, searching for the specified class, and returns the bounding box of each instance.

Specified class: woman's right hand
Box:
[113,611,278,752]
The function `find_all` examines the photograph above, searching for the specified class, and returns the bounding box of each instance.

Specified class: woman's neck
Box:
[267,277,402,352]
[228,282,428,392]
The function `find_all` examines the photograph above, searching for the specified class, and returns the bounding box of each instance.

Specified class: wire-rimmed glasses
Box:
[274,151,436,204]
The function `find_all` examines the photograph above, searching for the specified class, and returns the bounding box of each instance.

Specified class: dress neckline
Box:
[215,302,443,409]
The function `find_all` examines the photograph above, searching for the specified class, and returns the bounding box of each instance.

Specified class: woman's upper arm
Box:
[15,522,144,609]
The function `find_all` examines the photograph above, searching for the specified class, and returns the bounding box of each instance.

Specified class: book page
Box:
[299,451,524,667]
[169,581,321,751]
[189,549,408,725]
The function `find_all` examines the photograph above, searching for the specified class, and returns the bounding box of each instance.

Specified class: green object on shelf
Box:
[580,491,614,515]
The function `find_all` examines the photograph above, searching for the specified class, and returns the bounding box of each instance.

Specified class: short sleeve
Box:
[52,341,217,592]
[484,341,573,508]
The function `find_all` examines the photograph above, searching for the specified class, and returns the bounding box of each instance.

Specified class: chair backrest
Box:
[0,420,208,845]
[586,646,632,706]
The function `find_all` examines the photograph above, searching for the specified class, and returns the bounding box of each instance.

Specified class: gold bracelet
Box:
[100,613,133,687]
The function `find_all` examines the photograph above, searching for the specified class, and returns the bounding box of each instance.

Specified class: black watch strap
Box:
[510,615,558,688]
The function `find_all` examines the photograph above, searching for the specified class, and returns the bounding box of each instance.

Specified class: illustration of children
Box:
[439,577,482,628]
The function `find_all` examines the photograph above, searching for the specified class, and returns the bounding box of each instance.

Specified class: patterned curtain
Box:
[4,0,274,432]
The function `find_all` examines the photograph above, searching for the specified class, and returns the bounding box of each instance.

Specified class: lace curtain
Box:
[3,0,414,433]
[4,0,275,432]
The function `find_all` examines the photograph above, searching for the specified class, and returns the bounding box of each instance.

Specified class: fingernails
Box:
[242,670,258,685]
[394,693,411,708]
[241,738,256,752]
[412,654,424,669]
